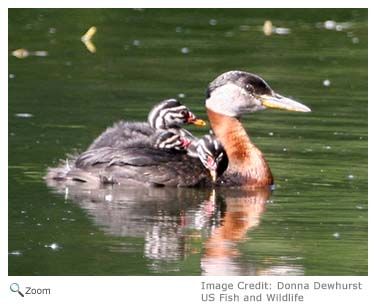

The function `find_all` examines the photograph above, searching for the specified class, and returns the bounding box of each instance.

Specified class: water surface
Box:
[9,8,367,275]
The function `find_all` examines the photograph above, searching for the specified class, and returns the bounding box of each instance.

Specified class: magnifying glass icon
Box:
[10,283,24,297]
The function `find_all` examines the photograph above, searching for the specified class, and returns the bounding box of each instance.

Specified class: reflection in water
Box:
[46,179,304,275]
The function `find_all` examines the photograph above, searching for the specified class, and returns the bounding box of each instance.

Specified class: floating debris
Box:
[323,79,331,87]
[15,113,33,118]
[9,73,15,79]
[12,48,29,58]
[178,93,186,98]
[268,132,274,136]
[347,174,355,180]
[12,48,48,59]
[81,26,97,53]
[263,20,273,35]
[263,20,290,36]
[332,232,340,239]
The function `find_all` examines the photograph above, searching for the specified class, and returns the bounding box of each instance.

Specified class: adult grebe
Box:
[47,131,227,186]
[205,70,310,187]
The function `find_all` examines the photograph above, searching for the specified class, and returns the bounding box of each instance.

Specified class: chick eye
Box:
[245,83,254,93]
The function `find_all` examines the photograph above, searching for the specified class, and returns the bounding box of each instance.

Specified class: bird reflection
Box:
[46,180,303,275]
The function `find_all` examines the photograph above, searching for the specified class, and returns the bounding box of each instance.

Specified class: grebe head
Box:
[148,98,206,129]
[205,70,311,117]
[196,132,228,182]
[153,131,191,151]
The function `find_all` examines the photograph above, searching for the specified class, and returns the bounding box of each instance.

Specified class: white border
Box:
[3,1,372,308]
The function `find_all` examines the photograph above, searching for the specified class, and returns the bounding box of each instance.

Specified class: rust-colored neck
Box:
[206,108,273,187]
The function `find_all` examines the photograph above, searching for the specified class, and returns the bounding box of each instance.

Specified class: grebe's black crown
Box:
[206,70,273,99]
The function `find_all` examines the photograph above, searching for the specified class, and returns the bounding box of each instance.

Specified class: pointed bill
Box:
[191,118,206,126]
[260,93,311,112]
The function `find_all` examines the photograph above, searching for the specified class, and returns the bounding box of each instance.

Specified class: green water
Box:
[9,8,367,275]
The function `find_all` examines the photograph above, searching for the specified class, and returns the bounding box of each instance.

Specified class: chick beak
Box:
[260,93,311,112]
[187,112,206,126]
[191,119,206,126]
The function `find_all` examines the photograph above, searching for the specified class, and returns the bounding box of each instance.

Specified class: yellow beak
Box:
[260,93,311,112]
[191,118,206,126]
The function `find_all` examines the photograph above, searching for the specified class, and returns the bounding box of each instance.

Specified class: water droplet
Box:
[239,25,250,31]
[9,251,22,256]
[324,20,336,30]
[45,243,60,250]
[15,113,33,118]
[34,50,48,57]
[209,19,217,26]
[181,47,189,54]
[274,27,290,35]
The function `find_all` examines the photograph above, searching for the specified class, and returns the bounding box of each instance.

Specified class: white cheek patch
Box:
[205,83,249,117]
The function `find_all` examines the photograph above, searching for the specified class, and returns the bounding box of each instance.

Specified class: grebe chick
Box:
[88,98,205,151]
[196,132,228,183]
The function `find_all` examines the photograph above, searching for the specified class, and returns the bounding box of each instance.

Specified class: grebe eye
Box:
[245,83,254,93]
